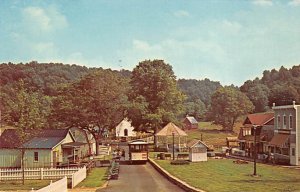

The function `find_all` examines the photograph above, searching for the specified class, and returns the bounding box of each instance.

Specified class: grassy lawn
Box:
[185,121,241,147]
[0,180,52,191]
[76,167,108,188]
[154,158,300,192]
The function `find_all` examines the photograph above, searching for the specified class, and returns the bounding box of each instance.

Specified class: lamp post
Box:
[253,125,258,176]
[172,131,175,160]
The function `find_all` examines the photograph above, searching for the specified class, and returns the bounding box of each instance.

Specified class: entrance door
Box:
[53,151,57,167]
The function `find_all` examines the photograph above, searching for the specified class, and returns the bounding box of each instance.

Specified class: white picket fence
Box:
[31,176,67,192]
[71,166,87,188]
[0,167,79,180]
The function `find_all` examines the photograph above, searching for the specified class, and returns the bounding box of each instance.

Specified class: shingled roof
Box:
[0,129,71,149]
[156,122,187,136]
[243,113,274,126]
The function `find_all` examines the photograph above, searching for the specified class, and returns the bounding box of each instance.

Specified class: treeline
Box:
[1,61,300,133]
[240,65,300,112]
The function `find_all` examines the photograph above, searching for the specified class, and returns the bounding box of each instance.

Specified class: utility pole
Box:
[253,125,258,176]
[172,132,175,160]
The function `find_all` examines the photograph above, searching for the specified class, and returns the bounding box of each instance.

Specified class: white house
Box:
[187,139,208,162]
[115,118,136,138]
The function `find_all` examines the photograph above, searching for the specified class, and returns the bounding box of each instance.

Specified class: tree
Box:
[209,87,254,131]
[240,83,270,113]
[0,80,51,129]
[269,84,299,106]
[51,69,129,155]
[128,60,185,147]
[184,99,206,121]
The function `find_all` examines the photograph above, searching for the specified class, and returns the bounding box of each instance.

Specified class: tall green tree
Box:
[0,80,51,130]
[209,87,254,131]
[51,69,129,155]
[184,99,206,121]
[128,60,185,147]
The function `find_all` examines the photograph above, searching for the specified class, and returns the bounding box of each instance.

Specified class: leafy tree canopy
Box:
[128,60,185,145]
[209,86,254,131]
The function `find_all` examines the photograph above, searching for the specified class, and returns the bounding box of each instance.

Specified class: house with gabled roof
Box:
[182,116,198,129]
[0,129,89,168]
[238,113,274,157]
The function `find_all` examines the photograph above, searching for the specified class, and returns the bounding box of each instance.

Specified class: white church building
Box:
[115,118,136,138]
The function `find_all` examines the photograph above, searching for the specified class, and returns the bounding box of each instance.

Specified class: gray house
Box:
[269,102,300,165]
[0,129,89,168]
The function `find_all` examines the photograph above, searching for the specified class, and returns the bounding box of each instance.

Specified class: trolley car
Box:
[128,140,149,164]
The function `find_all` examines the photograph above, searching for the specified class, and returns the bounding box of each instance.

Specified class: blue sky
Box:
[1,0,300,86]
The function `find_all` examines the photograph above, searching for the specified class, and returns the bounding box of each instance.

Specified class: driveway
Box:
[98,163,184,192]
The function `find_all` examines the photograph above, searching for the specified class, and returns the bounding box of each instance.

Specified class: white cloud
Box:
[288,0,300,6]
[252,0,273,6]
[22,6,68,33]
[174,10,190,18]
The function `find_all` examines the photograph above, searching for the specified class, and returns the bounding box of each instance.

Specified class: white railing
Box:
[31,176,67,192]
[71,166,87,188]
[0,167,79,180]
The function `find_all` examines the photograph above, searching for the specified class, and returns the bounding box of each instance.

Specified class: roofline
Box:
[272,105,300,110]
[51,130,74,149]
[262,117,274,125]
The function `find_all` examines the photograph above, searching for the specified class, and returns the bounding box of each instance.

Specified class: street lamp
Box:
[253,125,258,176]
[172,131,175,160]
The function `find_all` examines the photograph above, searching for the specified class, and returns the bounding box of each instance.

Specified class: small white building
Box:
[187,139,208,162]
[115,118,136,138]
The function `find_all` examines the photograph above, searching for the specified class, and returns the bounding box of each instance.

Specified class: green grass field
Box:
[0,180,52,190]
[185,121,241,147]
[76,167,108,188]
[154,158,300,192]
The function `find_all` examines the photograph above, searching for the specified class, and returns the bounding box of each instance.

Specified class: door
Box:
[53,151,57,167]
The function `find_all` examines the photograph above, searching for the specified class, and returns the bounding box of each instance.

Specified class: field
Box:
[154,158,300,192]
[185,121,241,147]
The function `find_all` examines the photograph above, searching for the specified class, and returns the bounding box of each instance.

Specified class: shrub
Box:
[170,160,190,165]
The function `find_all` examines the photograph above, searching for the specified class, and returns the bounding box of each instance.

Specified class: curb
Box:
[148,158,205,192]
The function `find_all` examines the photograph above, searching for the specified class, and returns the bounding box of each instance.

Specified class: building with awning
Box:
[271,102,300,165]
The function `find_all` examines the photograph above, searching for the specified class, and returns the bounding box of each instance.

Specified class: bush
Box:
[170,160,190,165]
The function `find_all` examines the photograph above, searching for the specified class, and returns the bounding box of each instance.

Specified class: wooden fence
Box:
[0,167,80,180]
[71,166,87,188]
[31,176,68,192]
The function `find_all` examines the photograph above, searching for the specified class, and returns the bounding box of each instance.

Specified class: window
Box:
[34,152,39,162]
[289,115,293,129]
[283,115,287,129]
[277,115,281,129]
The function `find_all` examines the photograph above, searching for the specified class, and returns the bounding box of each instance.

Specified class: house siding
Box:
[0,149,21,168]
[273,105,300,165]
[24,149,52,168]
[296,106,300,165]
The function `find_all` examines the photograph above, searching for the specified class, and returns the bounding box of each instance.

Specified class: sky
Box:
[1,0,300,86]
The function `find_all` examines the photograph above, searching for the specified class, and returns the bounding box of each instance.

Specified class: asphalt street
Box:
[98,163,184,192]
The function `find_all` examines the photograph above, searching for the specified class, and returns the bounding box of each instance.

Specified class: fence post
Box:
[40,168,43,180]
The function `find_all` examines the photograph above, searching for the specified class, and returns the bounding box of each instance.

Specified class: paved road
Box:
[98,163,184,192]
